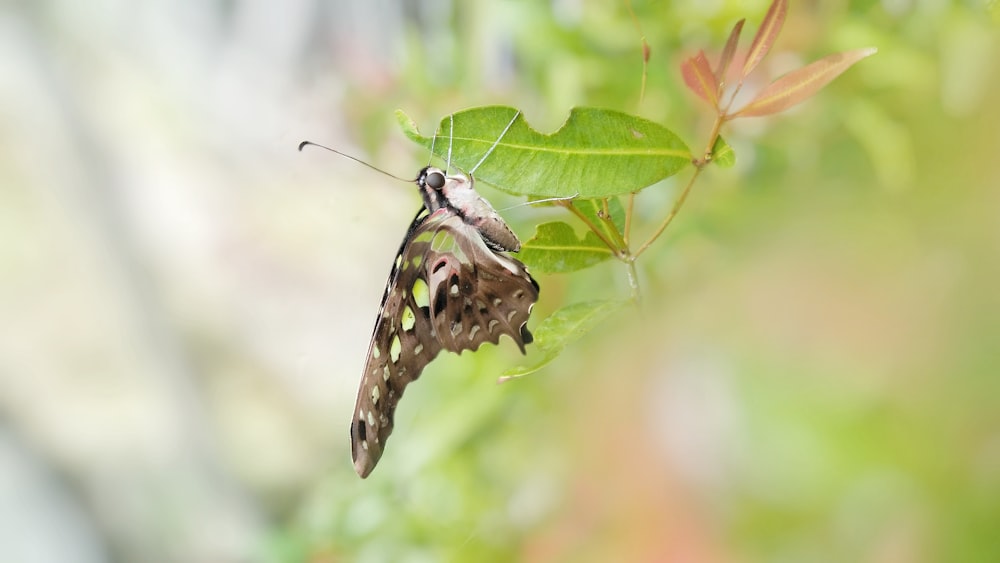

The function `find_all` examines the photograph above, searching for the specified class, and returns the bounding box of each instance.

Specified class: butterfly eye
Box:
[426,171,446,190]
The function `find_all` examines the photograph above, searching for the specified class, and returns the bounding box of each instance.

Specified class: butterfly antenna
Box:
[446,114,455,174]
[298,141,412,182]
[498,192,579,212]
[470,110,520,175]
[427,123,439,167]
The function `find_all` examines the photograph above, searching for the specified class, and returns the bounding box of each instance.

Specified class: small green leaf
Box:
[572,197,626,240]
[397,106,691,198]
[500,300,628,380]
[518,222,615,274]
[711,136,736,168]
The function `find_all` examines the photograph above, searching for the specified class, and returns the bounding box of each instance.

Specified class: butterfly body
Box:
[351,166,538,478]
[417,167,522,252]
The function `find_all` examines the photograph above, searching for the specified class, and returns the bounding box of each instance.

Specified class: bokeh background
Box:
[2,1,999,561]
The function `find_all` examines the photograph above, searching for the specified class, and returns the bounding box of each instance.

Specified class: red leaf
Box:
[734,48,877,118]
[680,51,719,108]
[716,19,745,87]
[742,0,787,79]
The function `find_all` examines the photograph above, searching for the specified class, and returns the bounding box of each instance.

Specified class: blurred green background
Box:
[2,1,998,562]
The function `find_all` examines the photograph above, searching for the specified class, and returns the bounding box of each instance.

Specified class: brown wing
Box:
[351,208,539,477]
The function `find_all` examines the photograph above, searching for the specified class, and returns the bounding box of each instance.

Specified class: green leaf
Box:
[500,300,629,380]
[711,136,736,168]
[397,106,691,198]
[518,222,615,274]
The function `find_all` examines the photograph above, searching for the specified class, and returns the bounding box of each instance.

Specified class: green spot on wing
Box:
[401,306,416,331]
[412,278,430,309]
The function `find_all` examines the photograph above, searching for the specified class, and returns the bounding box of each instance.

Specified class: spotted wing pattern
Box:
[350,207,539,478]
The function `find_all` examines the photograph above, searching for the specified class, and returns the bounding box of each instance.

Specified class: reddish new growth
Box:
[680,0,876,163]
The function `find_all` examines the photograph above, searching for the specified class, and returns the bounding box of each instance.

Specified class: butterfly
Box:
[349,112,539,478]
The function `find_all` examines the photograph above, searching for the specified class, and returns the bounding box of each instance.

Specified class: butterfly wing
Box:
[422,213,538,354]
[351,208,539,477]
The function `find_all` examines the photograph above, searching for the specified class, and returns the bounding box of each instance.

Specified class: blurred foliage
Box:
[3,0,999,562]
[285,1,1000,562]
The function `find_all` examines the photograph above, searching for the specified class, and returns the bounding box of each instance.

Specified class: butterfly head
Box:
[416,166,471,213]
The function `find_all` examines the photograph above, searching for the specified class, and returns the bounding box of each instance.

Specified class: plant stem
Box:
[633,168,701,257]
[561,109,728,302]
[599,200,630,254]
[634,112,727,257]
[625,257,641,304]
[558,201,621,256]
[624,192,635,245]
[561,200,643,301]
